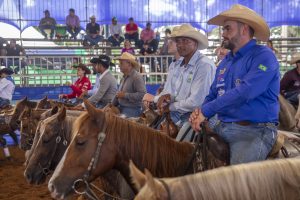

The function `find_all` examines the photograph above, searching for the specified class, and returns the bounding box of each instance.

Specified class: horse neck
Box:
[279,95,297,130]
[107,115,194,178]
[61,116,77,142]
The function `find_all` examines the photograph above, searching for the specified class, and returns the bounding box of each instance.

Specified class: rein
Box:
[158,179,172,200]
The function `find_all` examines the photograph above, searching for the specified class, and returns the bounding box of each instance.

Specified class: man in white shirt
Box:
[108,17,124,47]
[0,68,15,109]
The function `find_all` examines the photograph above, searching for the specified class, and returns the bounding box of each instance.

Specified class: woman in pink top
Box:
[121,39,135,55]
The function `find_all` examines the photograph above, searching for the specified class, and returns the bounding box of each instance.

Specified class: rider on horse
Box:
[143,24,216,127]
[190,4,280,165]
[0,67,15,110]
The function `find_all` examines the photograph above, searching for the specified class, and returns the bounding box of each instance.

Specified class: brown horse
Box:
[48,100,211,199]
[279,94,300,132]
[130,158,300,200]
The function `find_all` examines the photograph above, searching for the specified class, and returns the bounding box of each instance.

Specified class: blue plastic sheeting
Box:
[0,0,299,31]
[13,84,161,100]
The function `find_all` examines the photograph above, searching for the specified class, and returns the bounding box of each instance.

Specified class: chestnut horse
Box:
[48,100,199,199]
[130,158,300,200]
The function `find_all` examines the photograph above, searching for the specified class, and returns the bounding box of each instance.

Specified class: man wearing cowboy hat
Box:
[280,53,300,106]
[83,15,104,46]
[0,67,15,109]
[66,8,80,39]
[112,52,146,117]
[143,24,215,126]
[190,4,280,164]
[80,55,117,108]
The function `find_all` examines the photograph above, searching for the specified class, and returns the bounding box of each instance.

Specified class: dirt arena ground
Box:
[0,146,54,200]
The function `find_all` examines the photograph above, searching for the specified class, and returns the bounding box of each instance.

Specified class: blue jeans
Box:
[170,111,191,127]
[39,25,55,38]
[84,35,104,45]
[124,32,139,45]
[66,26,80,39]
[108,35,124,47]
[119,105,142,118]
[0,97,10,108]
[213,122,277,165]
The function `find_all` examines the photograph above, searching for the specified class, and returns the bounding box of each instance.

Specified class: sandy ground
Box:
[0,146,54,200]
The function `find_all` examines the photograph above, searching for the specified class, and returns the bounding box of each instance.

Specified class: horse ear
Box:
[145,169,160,198]
[57,106,66,121]
[129,160,146,190]
[51,106,59,115]
[84,99,100,120]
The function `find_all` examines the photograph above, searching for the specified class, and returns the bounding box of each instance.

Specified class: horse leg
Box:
[0,136,11,159]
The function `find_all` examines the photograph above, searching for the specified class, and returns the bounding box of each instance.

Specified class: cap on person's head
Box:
[112,17,117,21]
[89,55,114,69]
[129,17,134,21]
[44,10,49,14]
[75,63,91,75]
[289,53,300,65]
[115,52,140,71]
[90,15,96,20]
[207,4,270,42]
[146,22,151,27]
[170,24,208,50]
[0,67,14,75]
[69,8,75,13]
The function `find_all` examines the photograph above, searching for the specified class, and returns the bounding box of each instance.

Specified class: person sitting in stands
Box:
[5,39,27,73]
[108,17,124,47]
[59,64,91,103]
[112,52,146,117]
[83,15,103,46]
[267,39,278,54]
[0,68,15,109]
[280,53,300,106]
[39,10,56,40]
[214,41,229,66]
[125,17,139,45]
[159,28,171,55]
[80,55,118,108]
[66,8,80,39]
[139,22,158,52]
[121,39,135,55]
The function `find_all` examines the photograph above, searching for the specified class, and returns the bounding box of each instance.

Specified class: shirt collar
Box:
[99,69,109,80]
[229,39,256,59]
[180,50,200,67]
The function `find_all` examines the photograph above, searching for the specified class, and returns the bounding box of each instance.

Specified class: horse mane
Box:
[12,98,37,115]
[180,158,300,200]
[73,111,194,177]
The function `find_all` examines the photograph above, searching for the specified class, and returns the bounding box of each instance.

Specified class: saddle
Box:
[160,113,179,138]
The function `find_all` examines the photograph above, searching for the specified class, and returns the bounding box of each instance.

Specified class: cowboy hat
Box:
[290,52,300,65]
[0,67,14,75]
[170,24,208,50]
[115,52,140,71]
[88,55,114,69]
[207,4,270,42]
[73,63,91,74]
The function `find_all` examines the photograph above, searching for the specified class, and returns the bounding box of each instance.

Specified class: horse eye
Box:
[76,136,86,146]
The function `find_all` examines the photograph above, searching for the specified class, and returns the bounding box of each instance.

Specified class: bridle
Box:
[72,124,129,200]
[38,123,69,175]
[21,118,36,146]
[158,179,172,200]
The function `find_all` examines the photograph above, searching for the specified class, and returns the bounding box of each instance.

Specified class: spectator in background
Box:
[121,39,135,55]
[59,64,91,102]
[66,8,80,39]
[39,10,56,40]
[83,15,103,46]
[0,67,15,109]
[159,28,171,55]
[108,17,124,47]
[139,22,158,52]
[5,39,27,73]
[125,17,139,45]
[280,52,300,106]
[267,39,278,54]
[214,41,229,66]
[0,37,7,66]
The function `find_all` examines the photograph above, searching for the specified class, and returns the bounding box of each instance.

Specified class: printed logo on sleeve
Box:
[258,64,267,71]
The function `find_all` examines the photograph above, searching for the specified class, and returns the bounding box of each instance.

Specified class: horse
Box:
[279,94,300,132]
[48,100,222,199]
[130,158,300,200]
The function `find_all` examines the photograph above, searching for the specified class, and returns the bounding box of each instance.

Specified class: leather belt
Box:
[235,121,252,126]
[234,121,277,126]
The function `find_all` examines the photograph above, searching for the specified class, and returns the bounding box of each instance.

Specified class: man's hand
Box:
[189,108,206,131]
[143,93,154,108]
[79,90,88,99]
[116,91,125,99]
[157,94,171,115]
[59,94,65,99]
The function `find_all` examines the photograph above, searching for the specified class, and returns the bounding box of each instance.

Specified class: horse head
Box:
[48,99,115,199]
[24,106,71,185]
[36,96,52,109]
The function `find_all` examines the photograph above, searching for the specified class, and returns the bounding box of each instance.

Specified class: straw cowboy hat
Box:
[170,24,208,50]
[290,53,300,65]
[115,52,140,71]
[207,4,270,42]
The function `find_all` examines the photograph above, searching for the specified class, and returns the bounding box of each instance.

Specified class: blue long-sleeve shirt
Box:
[202,39,280,123]
[154,51,216,113]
